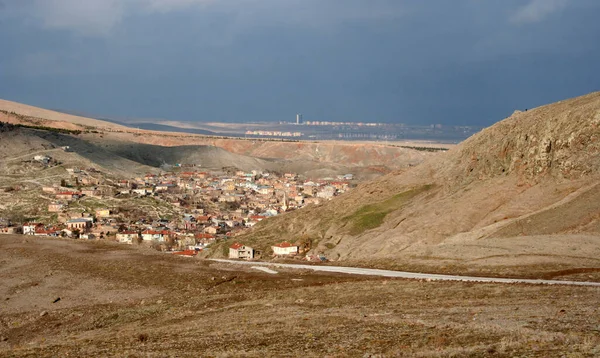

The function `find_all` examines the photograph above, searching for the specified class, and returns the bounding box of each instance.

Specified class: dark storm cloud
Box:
[0,0,599,126]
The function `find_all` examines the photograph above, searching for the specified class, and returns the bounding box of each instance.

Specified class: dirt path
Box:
[2,147,64,163]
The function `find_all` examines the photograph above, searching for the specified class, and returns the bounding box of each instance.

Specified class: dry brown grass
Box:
[1,235,599,357]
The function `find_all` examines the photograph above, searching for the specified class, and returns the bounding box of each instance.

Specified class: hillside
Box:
[0,99,128,131]
[213,92,600,276]
[0,98,438,176]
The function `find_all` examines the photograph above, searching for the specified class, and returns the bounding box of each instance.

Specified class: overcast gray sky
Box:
[0,0,599,126]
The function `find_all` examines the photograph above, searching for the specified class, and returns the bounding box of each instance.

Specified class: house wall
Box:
[67,222,91,230]
[96,210,111,218]
[48,204,63,212]
[0,227,21,234]
[23,226,37,235]
[229,247,254,259]
[117,235,134,244]
[273,246,299,256]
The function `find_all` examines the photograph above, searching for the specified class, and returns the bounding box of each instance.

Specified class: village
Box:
[0,158,353,260]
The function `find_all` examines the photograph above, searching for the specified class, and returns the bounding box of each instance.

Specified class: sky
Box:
[0,0,599,126]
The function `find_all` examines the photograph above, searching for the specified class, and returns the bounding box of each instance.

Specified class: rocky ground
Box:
[1,235,600,357]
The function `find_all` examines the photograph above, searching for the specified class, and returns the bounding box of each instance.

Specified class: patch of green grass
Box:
[343,185,433,235]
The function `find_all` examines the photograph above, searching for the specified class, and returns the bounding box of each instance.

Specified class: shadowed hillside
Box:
[0,98,438,177]
[0,128,341,177]
[211,92,600,275]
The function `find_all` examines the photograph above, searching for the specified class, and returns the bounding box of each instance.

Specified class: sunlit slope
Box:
[217,92,600,268]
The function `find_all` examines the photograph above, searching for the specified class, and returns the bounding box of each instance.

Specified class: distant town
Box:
[0,156,354,259]
[238,115,481,142]
[129,113,482,143]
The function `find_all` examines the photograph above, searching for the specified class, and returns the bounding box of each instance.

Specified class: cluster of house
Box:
[228,241,327,261]
[113,170,353,212]
[1,166,353,257]
[244,130,303,137]
[0,214,218,254]
[4,218,94,238]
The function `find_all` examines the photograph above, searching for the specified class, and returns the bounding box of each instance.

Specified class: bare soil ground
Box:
[1,235,600,357]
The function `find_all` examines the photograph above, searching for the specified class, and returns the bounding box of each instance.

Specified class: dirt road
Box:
[210,259,600,287]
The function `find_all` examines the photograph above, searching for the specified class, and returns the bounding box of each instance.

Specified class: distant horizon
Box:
[50,106,485,128]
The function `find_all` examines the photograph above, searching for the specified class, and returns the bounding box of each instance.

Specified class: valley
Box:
[1,93,600,357]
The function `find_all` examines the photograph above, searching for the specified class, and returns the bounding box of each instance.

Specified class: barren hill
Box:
[216,92,600,275]
[0,98,437,175]
[0,128,155,178]
[0,99,128,131]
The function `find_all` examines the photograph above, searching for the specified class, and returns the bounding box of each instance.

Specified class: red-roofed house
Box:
[272,242,299,256]
[196,215,210,224]
[23,223,43,235]
[194,233,215,242]
[180,172,196,178]
[229,243,254,259]
[34,227,61,237]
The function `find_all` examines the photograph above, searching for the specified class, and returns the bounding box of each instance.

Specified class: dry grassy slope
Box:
[0,98,435,172]
[0,99,128,130]
[0,125,393,184]
[0,128,157,177]
[213,140,432,168]
[215,92,600,267]
[97,131,433,171]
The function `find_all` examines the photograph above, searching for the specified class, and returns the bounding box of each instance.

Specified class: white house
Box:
[33,155,50,164]
[116,231,139,244]
[23,223,43,235]
[272,242,299,256]
[229,243,254,259]
[132,188,151,196]
[141,230,171,242]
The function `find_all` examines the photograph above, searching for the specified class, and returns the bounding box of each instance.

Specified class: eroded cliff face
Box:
[436,94,600,190]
